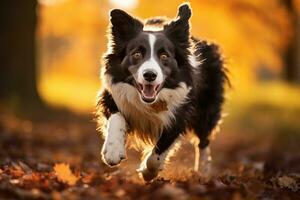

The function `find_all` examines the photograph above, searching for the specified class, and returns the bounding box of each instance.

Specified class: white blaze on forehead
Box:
[137,33,164,84]
[149,34,155,57]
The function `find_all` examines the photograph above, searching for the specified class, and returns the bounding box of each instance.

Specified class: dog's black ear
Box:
[109,9,143,44]
[164,3,191,49]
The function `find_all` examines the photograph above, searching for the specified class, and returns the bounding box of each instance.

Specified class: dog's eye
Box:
[160,53,169,62]
[132,51,142,60]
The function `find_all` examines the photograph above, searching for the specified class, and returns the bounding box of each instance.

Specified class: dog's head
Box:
[106,4,192,104]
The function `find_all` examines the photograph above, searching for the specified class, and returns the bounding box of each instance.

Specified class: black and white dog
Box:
[96,3,228,181]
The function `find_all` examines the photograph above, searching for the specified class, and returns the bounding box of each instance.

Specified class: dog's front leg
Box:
[138,126,182,182]
[101,112,127,166]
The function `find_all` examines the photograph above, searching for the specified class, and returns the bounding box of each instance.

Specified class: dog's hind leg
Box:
[200,146,212,175]
[193,137,212,176]
[190,39,227,176]
[194,144,212,175]
[194,142,200,172]
[191,106,217,177]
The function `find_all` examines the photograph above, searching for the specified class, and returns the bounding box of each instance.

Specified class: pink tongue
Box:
[142,84,156,98]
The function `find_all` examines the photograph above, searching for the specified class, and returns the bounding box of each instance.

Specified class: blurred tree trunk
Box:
[284,1,300,83]
[0,0,42,109]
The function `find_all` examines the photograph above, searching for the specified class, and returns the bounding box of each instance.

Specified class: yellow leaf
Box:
[53,163,79,186]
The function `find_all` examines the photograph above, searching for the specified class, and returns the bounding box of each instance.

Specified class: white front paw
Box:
[102,141,126,167]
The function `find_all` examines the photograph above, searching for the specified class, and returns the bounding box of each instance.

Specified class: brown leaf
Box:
[52,191,62,200]
[82,173,95,184]
[277,176,298,192]
[10,179,20,184]
[115,188,126,197]
[18,161,32,173]
[53,163,79,186]
[9,165,25,178]
[37,163,51,172]
[22,173,41,183]
[154,184,187,200]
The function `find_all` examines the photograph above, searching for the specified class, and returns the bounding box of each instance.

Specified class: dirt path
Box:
[0,112,299,199]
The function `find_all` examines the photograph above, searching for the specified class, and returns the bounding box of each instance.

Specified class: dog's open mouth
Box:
[137,83,160,103]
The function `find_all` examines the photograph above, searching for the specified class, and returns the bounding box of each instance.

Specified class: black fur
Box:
[109,9,143,54]
[97,89,118,119]
[155,39,228,153]
[96,3,229,174]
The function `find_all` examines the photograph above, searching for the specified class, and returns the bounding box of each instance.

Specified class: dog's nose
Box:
[143,70,157,82]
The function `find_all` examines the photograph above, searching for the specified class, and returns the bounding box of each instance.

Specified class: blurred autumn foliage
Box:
[36,0,300,112]
[1,0,300,199]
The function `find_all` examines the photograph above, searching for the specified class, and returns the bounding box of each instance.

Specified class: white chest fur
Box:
[105,75,190,144]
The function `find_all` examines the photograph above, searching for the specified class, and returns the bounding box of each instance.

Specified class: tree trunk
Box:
[284,1,300,83]
[0,0,42,108]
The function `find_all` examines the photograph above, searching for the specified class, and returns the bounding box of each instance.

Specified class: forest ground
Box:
[0,102,300,200]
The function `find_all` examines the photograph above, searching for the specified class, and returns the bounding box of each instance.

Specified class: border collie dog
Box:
[96,3,228,181]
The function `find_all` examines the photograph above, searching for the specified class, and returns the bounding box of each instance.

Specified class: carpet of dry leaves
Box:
[0,110,299,200]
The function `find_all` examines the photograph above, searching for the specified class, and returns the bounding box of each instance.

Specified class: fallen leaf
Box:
[10,179,20,184]
[9,165,25,178]
[154,184,187,200]
[277,176,298,192]
[252,161,265,172]
[18,161,32,173]
[82,173,95,184]
[37,163,51,172]
[22,173,41,183]
[53,163,79,186]
[115,188,126,197]
[52,191,62,200]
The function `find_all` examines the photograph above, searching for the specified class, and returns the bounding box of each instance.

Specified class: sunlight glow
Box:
[109,0,138,9]
[38,0,67,6]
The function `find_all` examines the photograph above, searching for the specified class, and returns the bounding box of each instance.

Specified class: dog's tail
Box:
[190,38,230,148]
[192,37,230,89]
